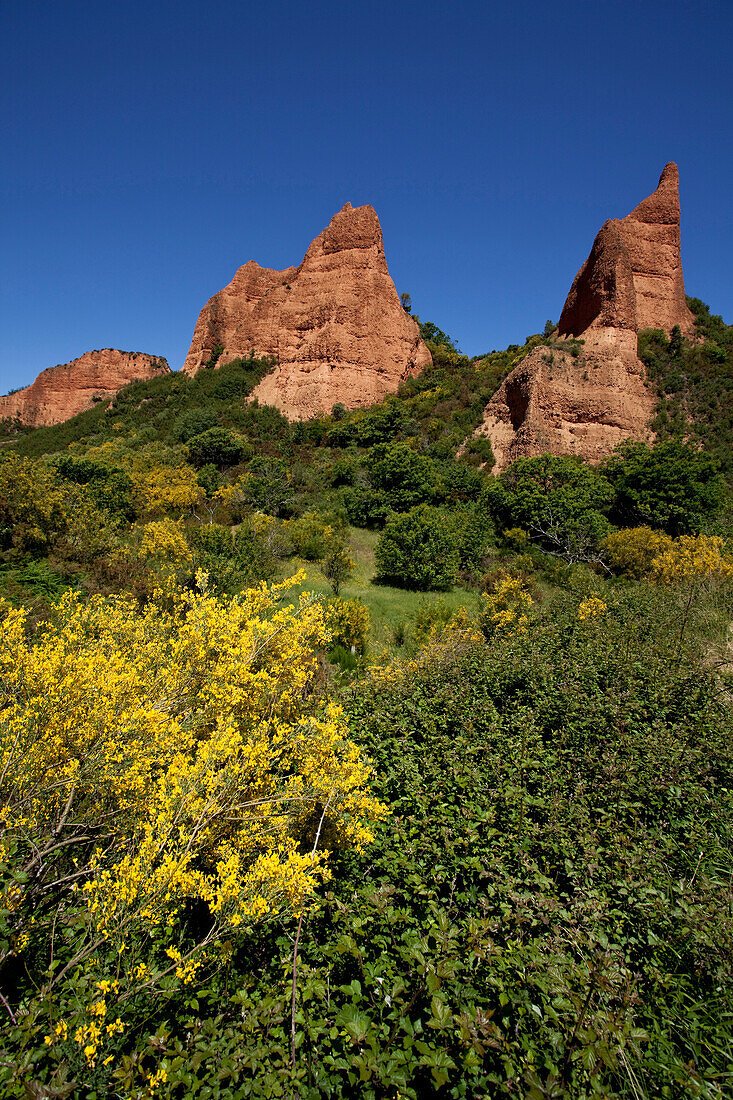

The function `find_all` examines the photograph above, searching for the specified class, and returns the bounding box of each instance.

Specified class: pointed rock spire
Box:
[559,161,692,337]
[471,163,693,471]
[182,204,431,418]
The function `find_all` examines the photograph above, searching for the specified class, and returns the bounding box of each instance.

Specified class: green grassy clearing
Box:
[278,525,477,654]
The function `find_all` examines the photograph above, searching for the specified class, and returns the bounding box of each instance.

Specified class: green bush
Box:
[342,487,393,529]
[604,439,727,536]
[485,453,613,563]
[186,427,245,470]
[367,442,439,512]
[285,511,331,561]
[376,505,460,590]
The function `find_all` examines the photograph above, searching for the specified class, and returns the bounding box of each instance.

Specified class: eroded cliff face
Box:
[559,162,693,337]
[182,203,431,418]
[472,164,689,472]
[0,350,170,428]
[472,330,656,473]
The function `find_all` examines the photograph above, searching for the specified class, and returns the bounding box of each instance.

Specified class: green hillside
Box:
[1,306,733,1099]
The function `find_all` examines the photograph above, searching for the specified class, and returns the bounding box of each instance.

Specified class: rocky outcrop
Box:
[559,162,693,337]
[182,203,431,418]
[472,330,656,472]
[472,164,690,472]
[0,350,170,428]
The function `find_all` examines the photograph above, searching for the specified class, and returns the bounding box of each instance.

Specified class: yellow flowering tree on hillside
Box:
[0,574,385,1067]
[481,574,533,638]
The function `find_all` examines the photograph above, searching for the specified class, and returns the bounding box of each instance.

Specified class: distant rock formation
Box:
[472,164,690,472]
[559,162,693,337]
[0,350,170,428]
[182,203,431,419]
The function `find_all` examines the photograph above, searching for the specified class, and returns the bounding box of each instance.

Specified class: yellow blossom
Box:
[481,575,533,638]
[577,597,607,620]
[0,575,386,1003]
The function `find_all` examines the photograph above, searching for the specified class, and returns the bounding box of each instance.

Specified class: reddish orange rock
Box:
[0,350,170,428]
[559,162,693,337]
[472,164,692,472]
[182,203,431,418]
[471,331,655,473]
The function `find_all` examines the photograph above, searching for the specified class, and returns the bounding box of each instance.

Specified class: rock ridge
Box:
[0,349,170,428]
[182,203,431,418]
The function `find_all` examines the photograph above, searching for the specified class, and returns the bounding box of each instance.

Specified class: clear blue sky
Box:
[2,0,732,393]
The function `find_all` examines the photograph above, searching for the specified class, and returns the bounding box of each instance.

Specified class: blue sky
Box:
[2,0,732,392]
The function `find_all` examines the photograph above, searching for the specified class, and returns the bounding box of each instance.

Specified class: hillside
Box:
[1,306,733,1099]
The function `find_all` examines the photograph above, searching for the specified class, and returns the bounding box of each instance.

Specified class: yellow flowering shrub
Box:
[0,454,68,555]
[0,574,385,1039]
[481,575,533,638]
[137,517,192,567]
[577,597,608,620]
[130,462,201,516]
[650,533,733,585]
[603,526,673,579]
[603,528,733,586]
[324,597,370,653]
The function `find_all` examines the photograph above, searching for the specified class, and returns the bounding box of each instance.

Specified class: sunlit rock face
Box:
[182,203,431,419]
[558,162,693,338]
[0,350,170,427]
[472,164,691,472]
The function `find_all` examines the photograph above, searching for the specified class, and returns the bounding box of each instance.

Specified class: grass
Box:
[278,525,477,654]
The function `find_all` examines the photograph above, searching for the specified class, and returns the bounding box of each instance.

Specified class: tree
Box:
[604,440,726,536]
[322,540,354,595]
[376,505,460,590]
[485,453,614,564]
[233,457,294,517]
[0,454,68,556]
[400,292,412,314]
[368,442,439,513]
[186,427,245,470]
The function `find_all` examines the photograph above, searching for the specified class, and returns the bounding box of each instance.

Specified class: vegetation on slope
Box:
[1,308,733,1097]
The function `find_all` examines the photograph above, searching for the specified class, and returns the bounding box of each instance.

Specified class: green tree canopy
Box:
[367,442,439,513]
[186,427,245,470]
[484,453,614,562]
[604,439,727,536]
[375,505,460,590]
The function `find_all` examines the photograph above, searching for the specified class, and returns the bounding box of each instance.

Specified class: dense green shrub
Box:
[186,427,245,470]
[604,439,726,535]
[342,487,393,529]
[174,407,220,443]
[376,505,460,590]
[485,453,614,563]
[639,302,733,477]
[367,442,439,512]
[54,455,135,520]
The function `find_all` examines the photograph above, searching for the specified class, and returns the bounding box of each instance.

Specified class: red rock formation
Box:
[471,331,655,472]
[182,203,431,418]
[472,164,691,472]
[559,162,693,337]
[0,350,170,428]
